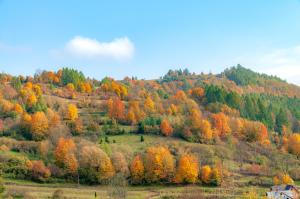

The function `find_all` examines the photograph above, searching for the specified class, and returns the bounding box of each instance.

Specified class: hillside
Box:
[0,66,299,198]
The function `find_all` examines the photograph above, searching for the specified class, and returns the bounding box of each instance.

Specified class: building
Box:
[266,185,299,199]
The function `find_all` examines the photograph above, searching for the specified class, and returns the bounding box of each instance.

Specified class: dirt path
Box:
[146,190,160,199]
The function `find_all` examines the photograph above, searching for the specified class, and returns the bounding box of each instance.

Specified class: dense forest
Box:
[0,65,299,198]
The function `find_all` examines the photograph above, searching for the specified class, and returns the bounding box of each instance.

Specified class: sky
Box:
[1,0,300,85]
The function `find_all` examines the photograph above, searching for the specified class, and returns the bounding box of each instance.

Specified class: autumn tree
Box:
[79,145,115,183]
[259,123,269,144]
[111,81,128,99]
[211,112,231,138]
[189,108,202,130]
[107,97,125,121]
[144,147,175,183]
[0,99,14,113]
[31,160,51,182]
[69,118,84,135]
[160,119,173,136]
[190,87,205,101]
[31,111,49,140]
[126,109,136,125]
[167,104,178,115]
[14,103,23,114]
[144,96,155,113]
[55,138,78,174]
[288,134,300,157]
[111,152,129,177]
[199,120,213,142]
[174,90,187,101]
[175,154,199,184]
[200,165,211,184]
[210,167,222,186]
[47,108,60,128]
[273,173,294,185]
[66,83,75,92]
[130,155,145,184]
[126,100,144,124]
[67,104,78,121]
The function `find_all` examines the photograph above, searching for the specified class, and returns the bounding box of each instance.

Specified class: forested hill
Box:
[0,65,299,190]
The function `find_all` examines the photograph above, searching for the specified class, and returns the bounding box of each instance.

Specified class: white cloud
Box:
[235,45,300,85]
[63,36,134,60]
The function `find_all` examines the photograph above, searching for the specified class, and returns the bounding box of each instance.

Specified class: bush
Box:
[0,153,31,179]
[248,176,273,187]
[31,160,51,182]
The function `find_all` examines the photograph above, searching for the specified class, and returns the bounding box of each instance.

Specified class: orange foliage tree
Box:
[144,147,175,183]
[288,134,300,157]
[200,165,211,184]
[190,87,204,101]
[175,154,199,184]
[14,103,23,114]
[107,97,125,121]
[211,112,231,138]
[130,155,145,184]
[31,160,51,182]
[160,119,173,136]
[55,137,78,174]
[30,111,49,140]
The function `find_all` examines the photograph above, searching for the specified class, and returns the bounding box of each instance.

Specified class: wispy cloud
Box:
[54,36,135,61]
[235,45,300,85]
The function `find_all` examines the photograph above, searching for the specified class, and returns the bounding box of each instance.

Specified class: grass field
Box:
[3,179,268,199]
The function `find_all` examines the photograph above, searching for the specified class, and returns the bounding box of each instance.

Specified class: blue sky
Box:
[1,0,300,85]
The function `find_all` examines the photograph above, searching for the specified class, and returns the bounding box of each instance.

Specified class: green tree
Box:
[276,108,289,133]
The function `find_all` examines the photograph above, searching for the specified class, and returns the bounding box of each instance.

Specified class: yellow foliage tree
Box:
[288,134,300,156]
[66,83,75,91]
[273,173,294,185]
[175,154,199,184]
[67,104,78,121]
[200,165,212,184]
[200,120,213,141]
[31,112,49,140]
[144,96,155,113]
[130,155,145,184]
[144,147,175,183]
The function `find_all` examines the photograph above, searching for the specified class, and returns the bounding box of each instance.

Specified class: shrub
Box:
[31,160,51,182]
[0,153,32,179]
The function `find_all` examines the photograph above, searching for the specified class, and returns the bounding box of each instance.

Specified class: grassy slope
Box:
[2,93,298,198]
